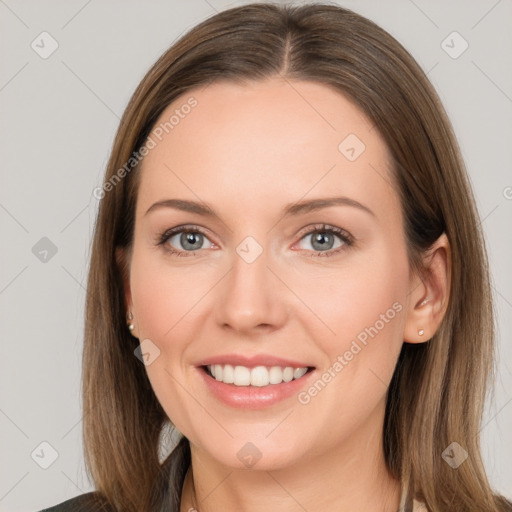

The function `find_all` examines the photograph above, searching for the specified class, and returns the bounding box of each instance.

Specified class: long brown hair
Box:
[82,3,511,511]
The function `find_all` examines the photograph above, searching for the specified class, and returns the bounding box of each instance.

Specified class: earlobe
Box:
[403,283,432,343]
[403,233,451,344]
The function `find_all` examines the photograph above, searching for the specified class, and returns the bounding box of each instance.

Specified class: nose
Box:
[215,241,289,335]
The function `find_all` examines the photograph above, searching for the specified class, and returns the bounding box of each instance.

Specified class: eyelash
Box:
[156,223,354,258]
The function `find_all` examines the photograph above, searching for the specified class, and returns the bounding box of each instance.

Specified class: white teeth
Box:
[222,364,234,384]
[283,367,294,382]
[233,365,251,386]
[250,366,268,387]
[269,366,283,384]
[207,364,309,386]
[293,367,308,379]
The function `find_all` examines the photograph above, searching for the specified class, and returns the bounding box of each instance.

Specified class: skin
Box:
[117,78,449,512]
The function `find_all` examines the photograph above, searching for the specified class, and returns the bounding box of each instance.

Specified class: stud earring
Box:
[127,311,135,333]
[418,329,424,336]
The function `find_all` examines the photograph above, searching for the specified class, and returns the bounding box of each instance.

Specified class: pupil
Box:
[182,232,202,250]
[313,232,333,251]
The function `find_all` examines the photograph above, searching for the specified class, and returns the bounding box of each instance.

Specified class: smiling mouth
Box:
[203,364,314,387]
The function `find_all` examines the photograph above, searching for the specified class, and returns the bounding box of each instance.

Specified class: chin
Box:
[183,424,308,470]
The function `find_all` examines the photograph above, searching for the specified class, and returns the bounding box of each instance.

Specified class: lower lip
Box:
[198,367,315,409]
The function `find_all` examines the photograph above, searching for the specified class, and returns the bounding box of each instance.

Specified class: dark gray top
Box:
[39,492,112,512]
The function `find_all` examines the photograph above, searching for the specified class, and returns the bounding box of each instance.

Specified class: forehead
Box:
[137,78,397,221]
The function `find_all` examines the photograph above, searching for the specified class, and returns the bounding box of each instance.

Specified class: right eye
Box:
[157,225,215,257]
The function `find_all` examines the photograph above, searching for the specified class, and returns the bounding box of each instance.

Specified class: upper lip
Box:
[196,354,314,369]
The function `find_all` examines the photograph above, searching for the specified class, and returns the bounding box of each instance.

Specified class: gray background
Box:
[0,0,511,510]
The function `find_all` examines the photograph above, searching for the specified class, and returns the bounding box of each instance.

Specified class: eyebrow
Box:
[144,197,375,218]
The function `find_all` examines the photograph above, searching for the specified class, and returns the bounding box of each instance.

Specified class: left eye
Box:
[296,228,346,253]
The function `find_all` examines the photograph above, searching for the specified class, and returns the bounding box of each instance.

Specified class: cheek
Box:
[301,239,408,385]
[290,246,408,441]
[129,249,202,430]
[309,250,406,342]
[130,246,204,343]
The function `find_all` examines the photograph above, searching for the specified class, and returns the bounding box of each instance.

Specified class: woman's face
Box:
[122,78,416,470]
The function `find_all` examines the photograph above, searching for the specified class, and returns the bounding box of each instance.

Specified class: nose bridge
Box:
[216,234,287,331]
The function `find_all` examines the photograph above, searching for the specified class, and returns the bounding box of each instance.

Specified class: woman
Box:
[41,3,511,512]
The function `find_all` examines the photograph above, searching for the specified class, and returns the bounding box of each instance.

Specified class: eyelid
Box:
[295,223,353,245]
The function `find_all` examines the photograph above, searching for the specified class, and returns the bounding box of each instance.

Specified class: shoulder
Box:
[39,492,114,512]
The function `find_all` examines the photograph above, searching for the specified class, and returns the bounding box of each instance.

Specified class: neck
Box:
[180,404,400,512]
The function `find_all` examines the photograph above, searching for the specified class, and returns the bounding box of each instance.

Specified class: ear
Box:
[403,233,451,344]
